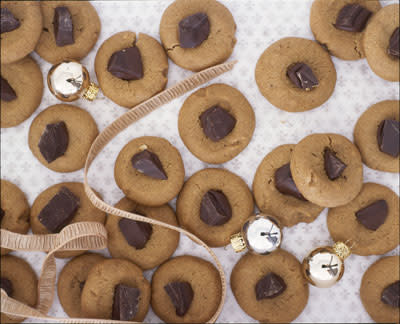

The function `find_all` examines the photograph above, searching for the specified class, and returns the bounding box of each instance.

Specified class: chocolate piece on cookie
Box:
[107,47,143,81]
[0,77,17,102]
[38,122,69,164]
[112,284,140,321]
[179,12,210,49]
[53,6,74,47]
[131,150,167,180]
[164,281,194,316]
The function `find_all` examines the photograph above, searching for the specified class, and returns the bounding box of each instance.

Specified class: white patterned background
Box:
[1,0,399,323]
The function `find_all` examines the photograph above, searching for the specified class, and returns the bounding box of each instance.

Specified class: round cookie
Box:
[30,182,106,258]
[0,1,43,64]
[327,183,399,256]
[354,100,400,173]
[1,255,38,324]
[95,31,168,108]
[310,0,382,60]
[230,249,309,323]
[253,144,324,227]
[363,4,400,82]
[106,197,180,270]
[58,253,105,318]
[159,0,236,72]
[360,256,400,323]
[114,136,185,207]
[151,255,222,323]
[35,1,100,64]
[28,104,99,173]
[1,56,43,128]
[178,84,255,164]
[176,168,254,247]
[1,180,30,256]
[255,37,336,112]
[81,258,151,321]
[291,133,363,207]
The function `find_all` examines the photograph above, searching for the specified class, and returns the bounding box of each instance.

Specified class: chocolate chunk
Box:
[164,281,194,316]
[53,7,74,47]
[377,119,399,157]
[179,12,210,48]
[324,148,347,180]
[1,8,20,34]
[381,280,400,308]
[199,106,236,142]
[388,27,400,58]
[118,217,153,250]
[131,149,167,180]
[255,272,286,300]
[0,277,13,297]
[107,47,143,81]
[287,63,319,91]
[1,76,17,102]
[334,4,372,32]
[356,200,388,231]
[38,187,80,233]
[112,284,140,321]
[274,163,307,201]
[38,122,69,163]
[200,190,232,226]
[0,207,4,223]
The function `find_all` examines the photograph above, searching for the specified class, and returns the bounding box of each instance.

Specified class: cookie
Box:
[35,1,100,64]
[363,4,400,82]
[28,104,99,173]
[151,255,222,323]
[1,56,43,128]
[81,258,151,321]
[354,100,400,173]
[30,182,106,258]
[176,168,254,247]
[0,1,43,64]
[95,31,168,108]
[253,144,324,227]
[291,133,363,207]
[310,0,382,60]
[0,255,38,324]
[231,249,309,323]
[58,253,105,318]
[106,197,180,270]
[1,179,30,256]
[178,84,255,164]
[327,182,399,256]
[360,256,400,323]
[255,37,336,112]
[159,0,236,72]
[114,136,185,207]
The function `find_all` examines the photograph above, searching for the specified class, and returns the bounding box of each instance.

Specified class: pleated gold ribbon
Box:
[0,60,236,323]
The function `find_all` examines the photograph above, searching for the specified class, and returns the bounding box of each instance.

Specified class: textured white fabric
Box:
[1,1,398,323]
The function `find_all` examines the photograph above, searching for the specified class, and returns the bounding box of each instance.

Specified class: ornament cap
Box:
[332,241,352,260]
[83,82,99,101]
[230,232,247,253]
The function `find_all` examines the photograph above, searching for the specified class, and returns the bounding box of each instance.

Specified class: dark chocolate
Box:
[200,190,232,226]
[381,280,400,308]
[0,277,13,297]
[179,12,210,48]
[287,63,319,91]
[377,119,399,157]
[53,6,74,47]
[38,121,69,164]
[324,148,347,180]
[388,27,400,58]
[107,47,143,81]
[274,163,307,201]
[38,187,80,233]
[255,272,286,300]
[164,281,194,316]
[118,217,153,250]
[1,8,20,34]
[334,4,372,32]
[199,106,236,142]
[1,76,17,102]
[356,199,388,231]
[131,149,167,180]
[112,284,140,321]
[0,207,5,223]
